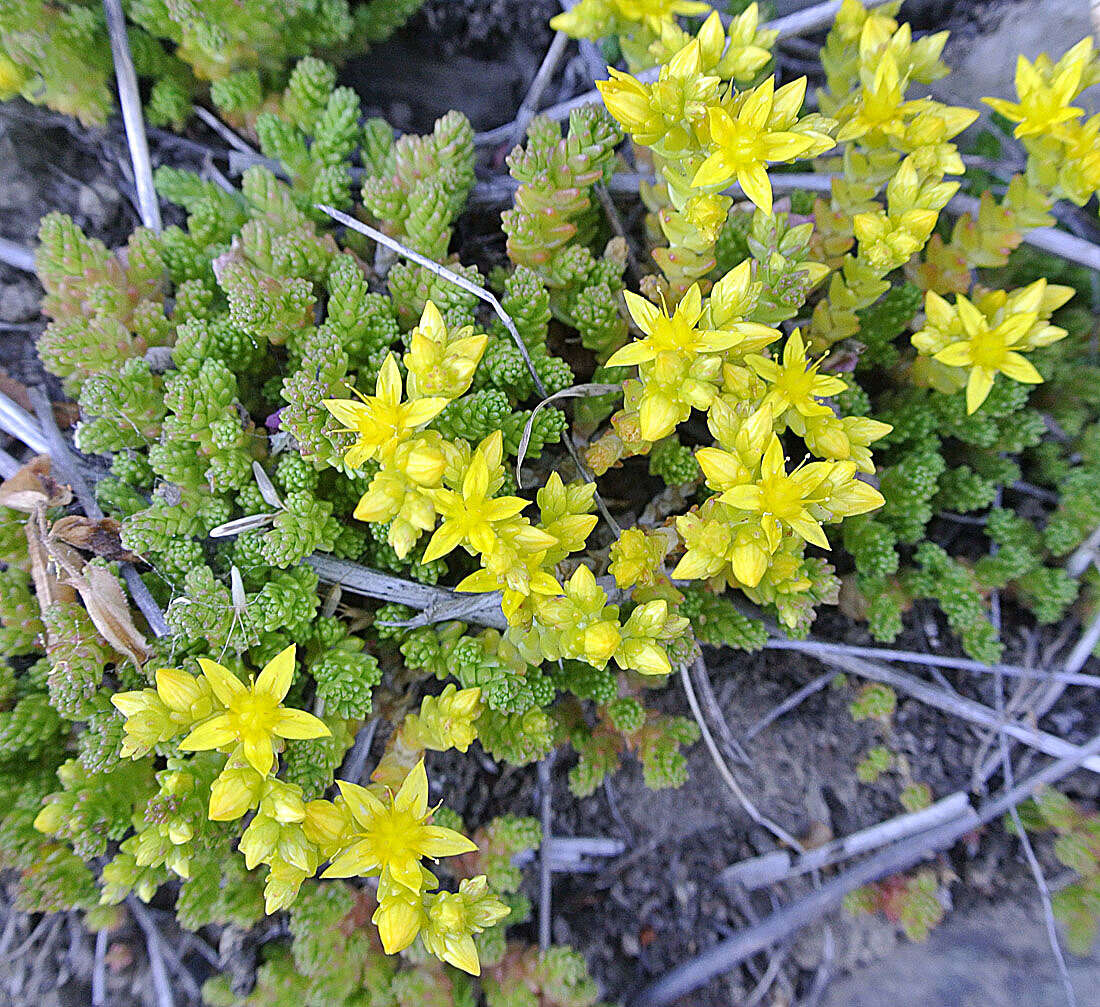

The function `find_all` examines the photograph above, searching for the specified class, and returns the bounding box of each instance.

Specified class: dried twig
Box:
[91,927,108,1007]
[28,386,170,638]
[538,753,555,951]
[127,897,174,1007]
[593,183,643,285]
[0,236,35,274]
[307,553,508,629]
[719,791,975,891]
[682,657,804,853]
[509,31,572,147]
[192,104,259,156]
[994,669,1078,1007]
[633,729,1100,1007]
[690,651,751,765]
[801,648,1100,775]
[744,671,835,741]
[0,390,50,454]
[763,637,1100,688]
[338,718,379,784]
[102,0,161,231]
[0,447,21,480]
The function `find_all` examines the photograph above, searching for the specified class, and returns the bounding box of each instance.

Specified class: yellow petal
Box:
[605,341,656,368]
[691,150,734,189]
[196,658,245,706]
[155,668,199,712]
[179,714,236,752]
[966,368,995,414]
[442,934,481,976]
[623,290,660,335]
[999,352,1042,384]
[422,520,465,563]
[737,163,773,213]
[395,760,429,818]
[373,896,422,954]
[272,708,331,740]
[321,398,369,429]
[242,734,275,777]
[419,825,478,858]
[719,484,763,510]
[321,838,380,879]
[402,396,450,427]
[255,644,296,703]
[788,512,830,549]
[335,778,386,828]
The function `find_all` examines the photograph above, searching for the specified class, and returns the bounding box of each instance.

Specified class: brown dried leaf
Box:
[0,455,72,513]
[24,521,77,616]
[50,514,136,562]
[69,564,152,668]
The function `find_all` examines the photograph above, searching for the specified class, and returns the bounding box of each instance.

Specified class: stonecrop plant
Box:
[0,0,424,127]
[4,0,1100,1001]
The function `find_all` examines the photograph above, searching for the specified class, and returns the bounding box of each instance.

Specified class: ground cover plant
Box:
[1,0,1100,1004]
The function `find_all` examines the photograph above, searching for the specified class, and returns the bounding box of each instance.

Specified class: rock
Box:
[819,897,1100,1007]
[77,179,121,232]
[0,280,40,322]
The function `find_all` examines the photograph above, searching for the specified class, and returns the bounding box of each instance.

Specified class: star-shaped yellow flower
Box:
[931,295,1042,414]
[323,354,449,468]
[179,645,329,777]
[982,41,1090,138]
[321,761,477,892]
[692,77,819,212]
[719,434,835,550]
[422,430,537,562]
[747,328,847,420]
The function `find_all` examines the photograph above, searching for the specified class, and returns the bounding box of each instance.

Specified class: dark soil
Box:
[2,2,1100,1004]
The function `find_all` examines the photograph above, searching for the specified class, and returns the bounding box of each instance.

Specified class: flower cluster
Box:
[108,648,496,971]
[598,10,835,295]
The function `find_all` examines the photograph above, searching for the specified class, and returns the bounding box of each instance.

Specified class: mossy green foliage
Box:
[0,0,425,128]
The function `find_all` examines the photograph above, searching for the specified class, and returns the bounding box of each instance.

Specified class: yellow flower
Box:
[692,77,822,212]
[982,41,1091,138]
[929,295,1043,413]
[179,646,330,777]
[747,329,847,421]
[720,434,836,550]
[422,430,535,562]
[322,354,449,468]
[321,761,477,891]
[403,300,488,401]
[421,876,510,975]
[605,284,767,440]
[612,0,710,33]
[112,668,216,759]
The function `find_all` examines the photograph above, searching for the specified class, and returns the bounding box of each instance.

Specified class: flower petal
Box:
[999,352,1042,384]
[255,644,296,702]
[321,839,379,879]
[336,778,386,828]
[242,734,275,777]
[272,708,331,740]
[179,714,236,752]
[196,658,245,706]
[394,761,429,818]
[418,825,478,858]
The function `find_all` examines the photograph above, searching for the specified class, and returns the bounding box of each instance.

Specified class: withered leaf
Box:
[0,455,73,513]
[67,563,152,668]
[51,514,136,562]
[24,522,77,615]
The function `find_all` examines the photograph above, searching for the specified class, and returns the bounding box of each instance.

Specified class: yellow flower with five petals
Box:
[321,761,476,892]
[322,354,449,468]
[178,645,330,777]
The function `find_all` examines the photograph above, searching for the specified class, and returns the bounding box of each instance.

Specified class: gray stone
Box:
[820,897,1100,1007]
